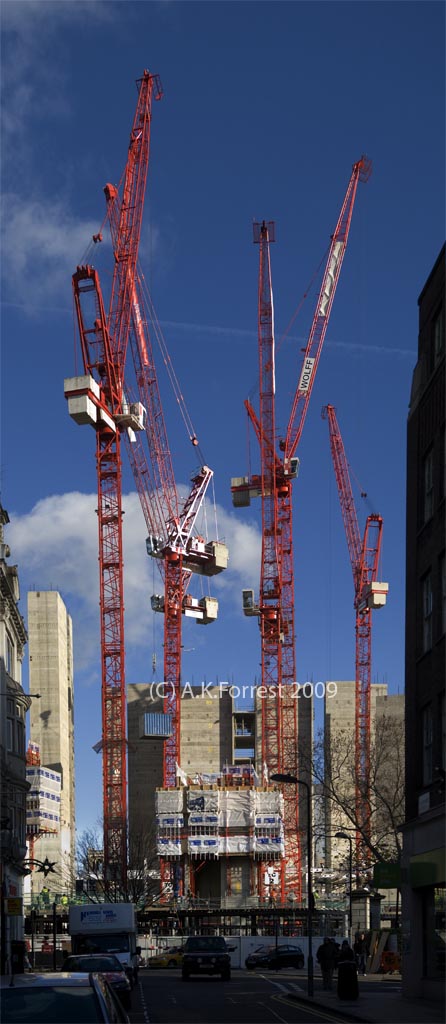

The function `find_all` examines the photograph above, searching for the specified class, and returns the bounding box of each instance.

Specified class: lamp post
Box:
[335,831,353,944]
[271,772,313,997]
[0,692,41,699]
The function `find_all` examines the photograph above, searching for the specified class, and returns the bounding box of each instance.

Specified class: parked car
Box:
[148,946,184,968]
[245,943,305,970]
[181,936,231,981]
[0,971,130,1023]
[63,955,132,1009]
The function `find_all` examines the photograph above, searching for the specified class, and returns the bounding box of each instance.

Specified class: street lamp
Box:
[0,692,41,698]
[270,772,313,998]
[335,831,353,944]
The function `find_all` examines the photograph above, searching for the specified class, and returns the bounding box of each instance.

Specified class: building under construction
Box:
[128,683,312,905]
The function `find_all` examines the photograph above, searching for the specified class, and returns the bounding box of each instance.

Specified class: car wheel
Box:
[168,960,177,968]
[297,958,304,969]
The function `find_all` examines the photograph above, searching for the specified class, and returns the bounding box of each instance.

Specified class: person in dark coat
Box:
[337,940,359,1000]
[316,937,337,990]
[354,932,369,975]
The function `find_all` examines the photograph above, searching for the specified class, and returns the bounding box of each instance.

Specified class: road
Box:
[129,968,362,1024]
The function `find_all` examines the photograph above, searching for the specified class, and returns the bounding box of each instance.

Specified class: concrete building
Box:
[0,503,30,973]
[128,681,313,905]
[27,591,76,900]
[401,245,445,1004]
[324,681,405,872]
[127,683,233,839]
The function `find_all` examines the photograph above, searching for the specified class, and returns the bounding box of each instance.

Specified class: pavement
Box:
[290,974,446,1024]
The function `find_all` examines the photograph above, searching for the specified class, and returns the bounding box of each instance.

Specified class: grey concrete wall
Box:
[27,591,75,897]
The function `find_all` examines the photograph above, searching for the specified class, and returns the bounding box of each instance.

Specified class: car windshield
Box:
[65,956,123,972]
[184,937,226,952]
[75,933,129,954]
[1,986,103,1023]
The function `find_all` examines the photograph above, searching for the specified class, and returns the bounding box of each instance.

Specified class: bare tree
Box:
[76,818,159,905]
[300,711,405,871]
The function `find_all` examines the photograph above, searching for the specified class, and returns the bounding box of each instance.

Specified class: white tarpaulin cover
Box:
[220,835,254,854]
[156,838,182,856]
[155,789,184,813]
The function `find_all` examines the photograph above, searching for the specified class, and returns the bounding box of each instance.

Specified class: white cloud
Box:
[7,490,261,674]
[211,505,261,593]
[1,194,99,308]
[1,2,116,168]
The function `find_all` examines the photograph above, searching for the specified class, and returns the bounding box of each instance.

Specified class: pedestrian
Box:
[316,937,337,991]
[337,939,358,1000]
[354,932,369,975]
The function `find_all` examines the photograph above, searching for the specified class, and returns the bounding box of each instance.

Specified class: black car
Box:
[245,943,305,971]
[181,936,231,981]
[63,955,132,1009]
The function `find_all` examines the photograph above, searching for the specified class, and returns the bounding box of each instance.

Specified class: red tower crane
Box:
[64,70,162,890]
[231,157,371,902]
[322,403,388,872]
[65,71,227,895]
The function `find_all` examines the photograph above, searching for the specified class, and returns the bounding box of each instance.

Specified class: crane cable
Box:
[246,245,330,406]
[77,191,222,546]
[137,266,206,464]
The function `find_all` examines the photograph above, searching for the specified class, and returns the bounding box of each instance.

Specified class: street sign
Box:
[6,897,23,915]
[373,862,401,888]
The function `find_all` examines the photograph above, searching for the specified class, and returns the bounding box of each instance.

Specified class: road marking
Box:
[260,976,292,993]
[137,979,151,1023]
[258,1000,289,1023]
[274,993,348,1023]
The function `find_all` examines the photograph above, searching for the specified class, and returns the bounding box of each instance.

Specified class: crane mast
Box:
[322,404,388,874]
[65,71,161,891]
[232,158,370,903]
[98,82,227,898]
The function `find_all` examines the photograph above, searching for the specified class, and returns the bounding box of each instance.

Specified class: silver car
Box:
[0,971,130,1023]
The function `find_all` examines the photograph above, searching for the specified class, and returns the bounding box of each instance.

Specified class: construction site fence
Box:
[24,904,343,940]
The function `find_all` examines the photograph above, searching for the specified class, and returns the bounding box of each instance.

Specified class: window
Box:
[440,552,446,636]
[433,305,445,368]
[5,700,26,755]
[440,428,445,502]
[14,790,25,846]
[422,705,433,785]
[5,633,14,675]
[433,888,446,978]
[441,693,446,773]
[423,449,434,523]
[422,572,433,651]
[15,718,25,756]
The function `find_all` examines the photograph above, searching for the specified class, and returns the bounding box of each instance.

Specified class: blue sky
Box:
[1,0,444,836]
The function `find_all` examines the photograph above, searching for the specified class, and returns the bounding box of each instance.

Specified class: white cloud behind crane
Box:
[8,490,261,676]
